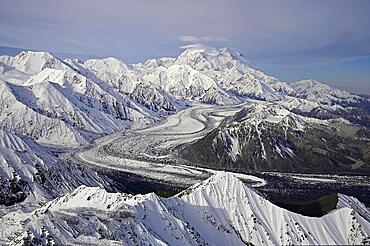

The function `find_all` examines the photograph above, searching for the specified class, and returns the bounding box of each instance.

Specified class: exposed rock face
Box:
[182,104,370,173]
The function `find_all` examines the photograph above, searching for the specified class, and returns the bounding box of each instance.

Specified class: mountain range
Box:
[1,47,368,148]
[0,46,369,244]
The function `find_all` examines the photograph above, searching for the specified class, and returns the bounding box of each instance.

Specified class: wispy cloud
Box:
[179,43,208,50]
[178,35,227,43]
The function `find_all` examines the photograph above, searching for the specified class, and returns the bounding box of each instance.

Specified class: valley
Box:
[65,101,370,207]
[65,102,263,187]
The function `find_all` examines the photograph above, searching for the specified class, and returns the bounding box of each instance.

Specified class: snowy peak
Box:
[177,171,244,197]
[228,74,283,100]
[172,46,297,101]
[82,57,140,93]
[25,68,85,89]
[0,51,71,75]
[1,172,369,245]
[179,46,245,62]
[182,101,370,172]
[232,104,304,128]
[84,56,130,74]
[175,46,249,72]
[43,185,141,212]
[293,79,328,91]
[292,79,360,105]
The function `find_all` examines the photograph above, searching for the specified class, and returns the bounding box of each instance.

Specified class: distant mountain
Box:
[0,47,296,147]
[0,48,368,164]
[182,103,370,173]
[0,51,185,147]
[1,172,369,245]
[0,45,97,61]
[0,51,72,75]
[292,79,361,106]
[141,47,296,102]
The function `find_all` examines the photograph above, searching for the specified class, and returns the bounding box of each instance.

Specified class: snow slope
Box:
[0,52,185,147]
[0,129,112,211]
[1,172,369,245]
[0,80,87,147]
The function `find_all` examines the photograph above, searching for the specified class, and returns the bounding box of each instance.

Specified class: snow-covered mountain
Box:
[0,51,71,76]
[0,129,113,211]
[0,47,369,245]
[182,103,370,172]
[0,52,186,147]
[1,48,369,148]
[1,172,369,245]
[140,47,296,103]
[292,79,361,106]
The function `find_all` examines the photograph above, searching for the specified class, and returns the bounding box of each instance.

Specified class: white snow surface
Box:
[1,172,369,245]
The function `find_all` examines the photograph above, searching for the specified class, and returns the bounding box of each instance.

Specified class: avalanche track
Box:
[65,102,267,188]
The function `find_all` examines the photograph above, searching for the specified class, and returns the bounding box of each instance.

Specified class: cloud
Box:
[178,35,227,43]
[177,35,227,52]
[179,43,209,50]
[1,0,369,65]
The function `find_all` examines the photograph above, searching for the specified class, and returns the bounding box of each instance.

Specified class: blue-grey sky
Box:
[0,0,369,93]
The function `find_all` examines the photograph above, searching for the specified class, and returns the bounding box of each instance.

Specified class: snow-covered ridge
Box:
[0,129,112,211]
[1,172,369,245]
[292,79,361,105]
[0,51,185,147]
[0,51,72,75]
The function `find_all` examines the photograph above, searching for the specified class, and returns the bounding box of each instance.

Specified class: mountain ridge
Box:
[182,103,370,173]
[1,172,369,245]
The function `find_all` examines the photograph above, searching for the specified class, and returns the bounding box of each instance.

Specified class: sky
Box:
[0,0,369,93]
